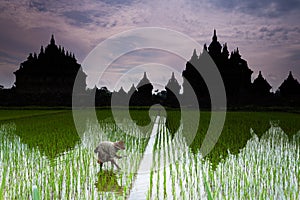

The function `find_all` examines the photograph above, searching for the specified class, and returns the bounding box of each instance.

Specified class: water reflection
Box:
[2,110,299,168]
[3,111,80,159]
[165,109,181,139]
[129,108,152,127]
[94,109,300,169]
[163,112,300,168]
[95,170,123,195]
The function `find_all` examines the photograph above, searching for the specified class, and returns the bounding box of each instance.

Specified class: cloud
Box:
[99,49,185,90]
[0,62,17,88]
[82,28,203,90]
[208,0,300,18]
[98,63,182,92]
[257,25,300,41]
[63,10,94,26]
[0,0,299,90]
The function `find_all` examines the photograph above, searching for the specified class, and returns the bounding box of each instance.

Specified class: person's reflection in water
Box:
[95,170,123,195]
[165,109,181,139]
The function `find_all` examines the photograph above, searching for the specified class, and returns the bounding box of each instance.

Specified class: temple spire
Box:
[192,49,197,57]
[222,43,229,59]
[166,72,181,95]
[288,71,293,78]
[50,34,55,45]
[190,48,198,64]
[171,72,175,79]
[203,43,207,51]
[40,46,44,54]
[252,71,272,96]
[143,72,147,79]
[208,29,222,57]
[212,29,217,42]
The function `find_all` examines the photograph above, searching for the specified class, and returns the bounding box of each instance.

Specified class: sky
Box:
[0,0,300,92]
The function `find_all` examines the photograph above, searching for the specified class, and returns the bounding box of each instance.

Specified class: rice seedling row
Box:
[0,110,151,199]
[145,115,299,199]
[1,110,299,199]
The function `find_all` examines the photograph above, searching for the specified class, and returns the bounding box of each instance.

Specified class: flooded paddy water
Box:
[0,110,299,199]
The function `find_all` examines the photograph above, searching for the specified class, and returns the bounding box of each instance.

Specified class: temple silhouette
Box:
[0,31,299,108]
[1,35,86,106]
[129,72,154,107]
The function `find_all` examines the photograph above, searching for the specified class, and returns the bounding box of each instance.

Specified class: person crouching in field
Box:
[94,141,125,170]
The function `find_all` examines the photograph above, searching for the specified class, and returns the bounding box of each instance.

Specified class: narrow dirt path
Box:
[127,116,207,199]
[128,116,160,199]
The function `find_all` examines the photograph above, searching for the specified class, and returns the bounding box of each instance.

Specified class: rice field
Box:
[146,116,300,199]
[0,110,150,199]
[0,110,299,199]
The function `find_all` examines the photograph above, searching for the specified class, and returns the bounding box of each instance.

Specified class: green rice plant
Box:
[147,169,153,200]
[143,112,299,199]
[0,110,152,199]
[202,170,213,200]
[0,165,7,200]
[0,109,66,121]
[1,110,299,199]
[32,185,40,200]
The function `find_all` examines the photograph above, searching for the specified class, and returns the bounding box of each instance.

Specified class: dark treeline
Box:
[0,31,299,108]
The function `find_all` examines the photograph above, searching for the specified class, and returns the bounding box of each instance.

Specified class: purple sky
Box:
[0,0,300,91]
